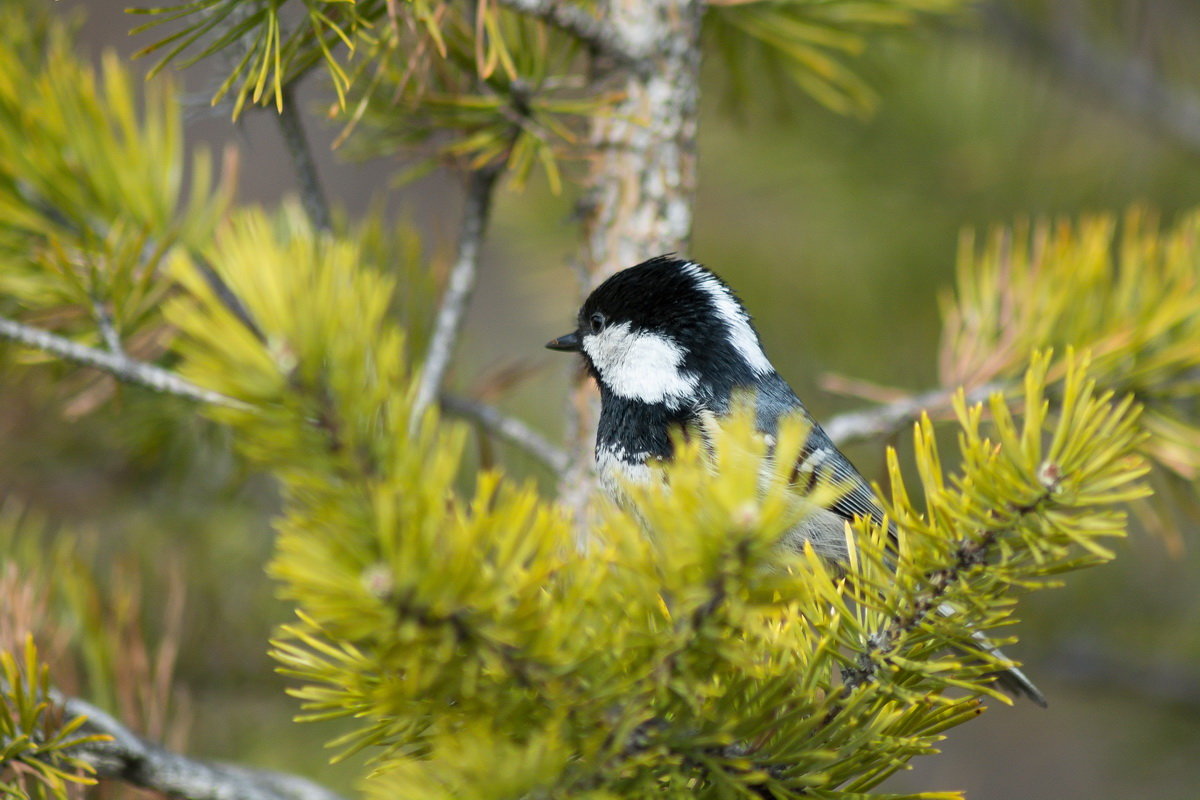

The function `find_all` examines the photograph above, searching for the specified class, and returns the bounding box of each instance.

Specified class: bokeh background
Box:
[4,1,1200,797]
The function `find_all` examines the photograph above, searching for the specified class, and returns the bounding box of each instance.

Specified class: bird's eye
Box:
[588,312,605,334]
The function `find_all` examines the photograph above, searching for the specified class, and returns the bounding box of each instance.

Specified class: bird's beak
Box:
[545,331,581,352]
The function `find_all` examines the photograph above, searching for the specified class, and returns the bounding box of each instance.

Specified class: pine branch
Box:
[822,381,1004,447]
[495,0,640,63]
[0,314,244,409]
[440,393,569,472]
[983,0,1200,156]
[54,691,349,800]
[840,487,1052,693]
[277,84,333,232]
[410,166,503,427]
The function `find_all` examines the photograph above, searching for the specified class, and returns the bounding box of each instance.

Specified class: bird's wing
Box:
[753,379,1047,705]
[793,426,886,527]
[745,375,886,526]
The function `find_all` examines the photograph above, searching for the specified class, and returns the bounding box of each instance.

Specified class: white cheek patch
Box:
[583,321,699,405]
[681,262,773,375]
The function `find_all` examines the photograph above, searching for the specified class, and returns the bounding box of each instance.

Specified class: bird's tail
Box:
[973,631,1048,707]
[939,602,1048,708]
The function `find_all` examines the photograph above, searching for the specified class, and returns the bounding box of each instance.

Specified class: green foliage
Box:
[0,506,191,748]
[706,0,971,116]
[0,6,230,358]
[0,6,426,391]
[125,0,976,187]
[942,210,1200,542]
[126,0,541,120]
[0,5,1178,799]
[128,0,390,116]
[342,8,600,191]
[350,205,437,353]
[163,206,1148,797]
[0,638,108,800]
[855,353,1147,704]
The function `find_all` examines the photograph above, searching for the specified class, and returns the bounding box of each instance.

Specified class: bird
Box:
[546,254,1046,706]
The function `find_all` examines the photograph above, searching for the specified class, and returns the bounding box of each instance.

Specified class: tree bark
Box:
[580,1,704,282]
[562,0,705,518]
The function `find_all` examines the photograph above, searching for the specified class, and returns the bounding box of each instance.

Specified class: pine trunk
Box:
[580,0,704,281]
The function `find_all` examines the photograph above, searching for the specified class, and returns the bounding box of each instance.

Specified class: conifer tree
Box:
[0,2,1197,800]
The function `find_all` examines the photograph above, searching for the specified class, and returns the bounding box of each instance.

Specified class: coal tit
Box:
[547,255,1046,706]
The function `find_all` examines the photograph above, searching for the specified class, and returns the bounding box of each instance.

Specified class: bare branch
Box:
[277,84,333,232]
[495,0,639,63]
[982,1,1200,156]
[91,301,124,356]
[410,167,503,427]
[3,301,567,476]
[822,382,1004,448]
[440,392,569,473]
[54,691,349,800]
[0,314,244,409]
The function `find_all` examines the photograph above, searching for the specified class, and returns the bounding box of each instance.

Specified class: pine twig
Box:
[440,393,569,473]
[0,314,244,409]
[495,0,640,63]
[840,484,1055,693]
[91,301,124,356]
[277,84,333,232]
[54,691,348,800]
[410,166,503,427]
[822,382,1005,448]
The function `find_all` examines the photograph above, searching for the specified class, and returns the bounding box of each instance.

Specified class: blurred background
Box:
[4,0,1200,797]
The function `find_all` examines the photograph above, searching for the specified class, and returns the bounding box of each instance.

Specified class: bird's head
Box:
[546,256,775,409]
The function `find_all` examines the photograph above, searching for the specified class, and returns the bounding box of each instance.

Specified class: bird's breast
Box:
[595,442,653,509]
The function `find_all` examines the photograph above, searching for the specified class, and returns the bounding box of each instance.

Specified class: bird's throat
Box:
[594,391,690,467]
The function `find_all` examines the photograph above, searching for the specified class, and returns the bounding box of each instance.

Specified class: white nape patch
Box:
[582,321,699,405]
[680,262,773,375]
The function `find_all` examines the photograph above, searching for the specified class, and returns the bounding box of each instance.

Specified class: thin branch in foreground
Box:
[496,0,639,63]
[822,381,1004,448]
[440,392,569,473]
[1,307,569,473]
[90,301,124,356]
[1,307,569,474]
[277,84,333,232]
[54,691,349,800]
[0,315,245,409]
[410,166,503,427]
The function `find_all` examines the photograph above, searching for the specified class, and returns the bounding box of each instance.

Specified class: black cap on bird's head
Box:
[545,256,775,408]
